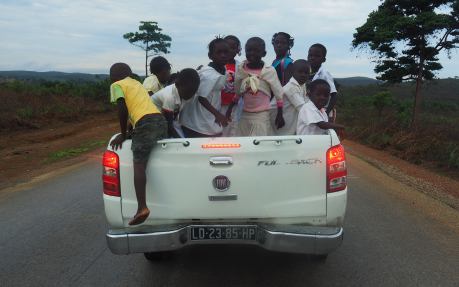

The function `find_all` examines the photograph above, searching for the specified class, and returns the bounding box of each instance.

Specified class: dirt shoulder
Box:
[0,113,118,190]
[1,118,458,211]
[344,140,459,210]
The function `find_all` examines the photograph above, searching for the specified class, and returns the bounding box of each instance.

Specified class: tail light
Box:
[102,150,120,197]
[326,144,347,193]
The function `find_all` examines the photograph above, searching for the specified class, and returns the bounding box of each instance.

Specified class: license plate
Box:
[190,226,257,241]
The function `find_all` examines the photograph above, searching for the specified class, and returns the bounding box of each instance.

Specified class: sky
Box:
[0,0,457,78]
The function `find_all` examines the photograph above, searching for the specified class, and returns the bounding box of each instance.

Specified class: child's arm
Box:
[316,121,344,130]
[227,64,244,121]
[225,92,242,120]
[326,92,338,115]
[162,110,180,138]
[284,86,306,112]
[322,71,338,115]
[317,121,345,140]
[275,107,285,129]
[198,97,229,127]
[225,102,236,120]
[110,98,129,150]
[266,68,285,129]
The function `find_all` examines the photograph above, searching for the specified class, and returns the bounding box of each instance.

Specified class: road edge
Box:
[0,148,105,197]
[344,141,459,210]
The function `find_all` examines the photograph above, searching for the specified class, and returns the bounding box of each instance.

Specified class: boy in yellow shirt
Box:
[109,62,167,225]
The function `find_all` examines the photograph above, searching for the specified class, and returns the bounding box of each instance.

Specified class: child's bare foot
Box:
[128,208,150,225]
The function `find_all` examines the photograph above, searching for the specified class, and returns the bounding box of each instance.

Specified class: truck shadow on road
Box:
[140,245,327,286]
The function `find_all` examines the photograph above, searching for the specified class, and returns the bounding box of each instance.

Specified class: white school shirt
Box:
[179,65,227,135]
[296,101,329,135]
[311,66,337,94]
[151,84,182,115]
[143,74,163,94]
[273,77,308,135]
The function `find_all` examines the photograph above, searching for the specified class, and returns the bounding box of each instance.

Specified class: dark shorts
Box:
[181,125,222,138]
[131,114,167,163]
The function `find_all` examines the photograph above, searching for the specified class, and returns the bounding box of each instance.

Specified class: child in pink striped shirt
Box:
[227,37,284,136]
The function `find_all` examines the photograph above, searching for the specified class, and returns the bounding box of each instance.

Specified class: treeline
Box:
[338,78,459,173]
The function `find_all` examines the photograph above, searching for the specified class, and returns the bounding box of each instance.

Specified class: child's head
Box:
[109,62,132,83]
[309,79,331,109]
[272,32,294,58]
[167,72,178,85]
[245,37,266,64]
[208,37,230,66]
[175,68,200,101]
[149,56,171,84]
[224,35,241,60]
[308,43,327,71]
[291,59,311,85]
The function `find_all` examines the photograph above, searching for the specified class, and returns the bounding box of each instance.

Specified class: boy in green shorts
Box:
[109,62,167,226]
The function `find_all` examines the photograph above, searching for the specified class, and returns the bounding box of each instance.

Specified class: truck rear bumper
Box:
[106,224,343,255]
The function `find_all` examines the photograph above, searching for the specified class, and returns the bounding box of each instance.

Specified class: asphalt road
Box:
[0,154,458,287]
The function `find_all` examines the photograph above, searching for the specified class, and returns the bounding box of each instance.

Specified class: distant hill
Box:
[1,71,382,86]
[0,70,108,82]
[339,78,459,101]
[335,77,381,87]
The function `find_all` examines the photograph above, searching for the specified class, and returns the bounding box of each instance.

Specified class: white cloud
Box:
[0,0,457,78]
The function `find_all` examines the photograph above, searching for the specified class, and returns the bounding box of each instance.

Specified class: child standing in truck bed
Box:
[272,32,294,86]
[297,79,344,135]
[307,43,338,119]
[220,35,242,137]
[109,62,167,226]
[179,37,230,137]
[272,59,310,135]
[227,37,285,136]
[151,68,200,138]
[143,56,171,96]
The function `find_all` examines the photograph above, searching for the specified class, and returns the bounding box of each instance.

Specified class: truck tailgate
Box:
[116,135,331,221]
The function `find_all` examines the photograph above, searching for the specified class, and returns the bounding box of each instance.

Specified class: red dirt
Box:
[0,113,118,190]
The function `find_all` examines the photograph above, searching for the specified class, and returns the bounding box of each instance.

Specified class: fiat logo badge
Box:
[213,175,230,192]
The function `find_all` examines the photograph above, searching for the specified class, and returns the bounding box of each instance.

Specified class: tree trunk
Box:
[412,72,422,128]
[145,51,148,78]
[145,41,149,78]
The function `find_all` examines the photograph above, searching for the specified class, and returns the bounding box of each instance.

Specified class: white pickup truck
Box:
[102,132,347,261]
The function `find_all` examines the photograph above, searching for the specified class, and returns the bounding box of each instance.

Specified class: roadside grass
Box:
[46,140,107,163]
[338,81,459,179]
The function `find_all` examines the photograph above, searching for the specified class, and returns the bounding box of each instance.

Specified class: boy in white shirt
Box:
[143,56,171,96]
[272,59,310,135]
[307,43,338,119]
[151,68,200,138]
[297,79,344,135]
[179,37,230,137]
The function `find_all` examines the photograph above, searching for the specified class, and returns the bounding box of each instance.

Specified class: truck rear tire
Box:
[144,251,171,261]
[311,254,328,263]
